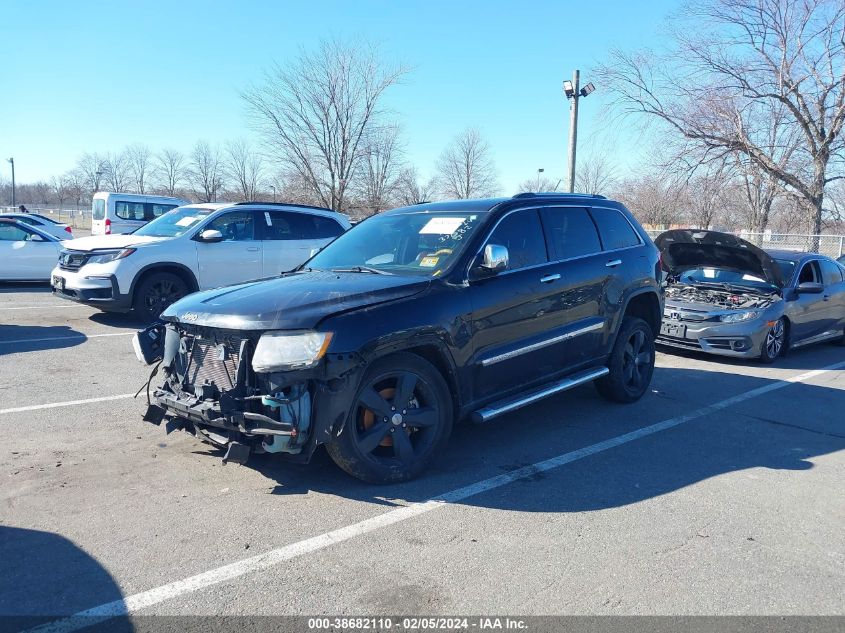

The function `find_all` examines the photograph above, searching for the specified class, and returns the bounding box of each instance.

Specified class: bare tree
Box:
[189,141,225,203]
[394,166,435,206]
[356,124,404,214]
[575,154,617,195]
[155,149,187,196]
[64,171,85,212]
[75,153,106,194]
[102,152,130,192]
[244,38,409,212]
[596,0,845,249]
[225,139,264,202]
[126,144,152,194]
[50,175,70,211]
[434,128,499,199]
[614,174,686,229]
[517,175,561,193]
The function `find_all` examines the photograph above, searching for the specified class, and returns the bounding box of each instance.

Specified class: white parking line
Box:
[0,304,89,310]
[0,332,134,345]
[0,394,136,415]
[26,360,845,633]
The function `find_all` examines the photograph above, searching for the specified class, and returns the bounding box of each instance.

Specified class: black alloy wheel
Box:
[595,317,656,403]
[134,272,188,321]
[327,353,453,483]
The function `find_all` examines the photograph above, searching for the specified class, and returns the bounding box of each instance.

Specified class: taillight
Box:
[105,218,111,234]
[64,226,73,235]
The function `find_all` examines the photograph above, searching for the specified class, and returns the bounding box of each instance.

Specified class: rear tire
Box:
[133,272,188,322]
[595,317,656,403]
[326,353,453,483]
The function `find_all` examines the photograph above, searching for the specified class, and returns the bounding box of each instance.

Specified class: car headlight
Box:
[252,331,333,372]
[720,310,761,323]
[87,248,136,264]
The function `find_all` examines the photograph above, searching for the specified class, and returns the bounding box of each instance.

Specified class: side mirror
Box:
[481,244,509,273]
[796,281,824,294]
[197,229,224,243]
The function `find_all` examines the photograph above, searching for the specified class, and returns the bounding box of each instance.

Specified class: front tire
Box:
[133,272,188,321]
[759,317,785,363]
[327,353,453,483]
[595,317,656,403]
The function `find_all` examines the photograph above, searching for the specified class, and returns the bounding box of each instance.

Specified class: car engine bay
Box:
[665,283,777,310]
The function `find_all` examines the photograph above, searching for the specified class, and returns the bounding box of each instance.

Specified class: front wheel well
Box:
[373,344,460,419]
[132,265,198,299]
[623,292,661,336]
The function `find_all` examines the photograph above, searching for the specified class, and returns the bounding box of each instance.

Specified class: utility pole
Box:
[563,71,596,193]
[7,157,14,207]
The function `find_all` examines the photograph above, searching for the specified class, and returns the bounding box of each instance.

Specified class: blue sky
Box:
[0,0,678,193]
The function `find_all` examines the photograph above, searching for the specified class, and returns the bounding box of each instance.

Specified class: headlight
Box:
[252,331,333,372]
[720,310,761,323]
[87,248,135,264]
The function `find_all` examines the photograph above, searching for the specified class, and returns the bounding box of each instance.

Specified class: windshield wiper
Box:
[330,266,392,275]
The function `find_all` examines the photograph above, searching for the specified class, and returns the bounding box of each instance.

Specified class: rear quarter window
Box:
[92,199,105,220]
[590,207,642,251]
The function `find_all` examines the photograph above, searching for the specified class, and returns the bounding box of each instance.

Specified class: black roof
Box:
[383,193,611,216]
[234,201,335,213]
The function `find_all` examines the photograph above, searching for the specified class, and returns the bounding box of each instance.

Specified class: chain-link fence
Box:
[0,206,92,230]
[645,229,845,259]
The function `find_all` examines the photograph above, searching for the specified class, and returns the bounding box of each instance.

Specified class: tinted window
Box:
[820,259,844,285]
[114,201,145,221]
[263,211,344,240]
[590,208,641,250]
[486,209,547,270]
[540,207,601,260]
[92,199,105,220]
[797,261,821,285]
[206,211,255,241]
[17,216,43,226]
[0,225,34,241]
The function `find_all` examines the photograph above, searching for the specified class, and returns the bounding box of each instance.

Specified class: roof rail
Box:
[234,201,336,213]
[512,192,606,200]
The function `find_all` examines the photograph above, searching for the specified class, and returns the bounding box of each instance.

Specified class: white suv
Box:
[51,202,351,320]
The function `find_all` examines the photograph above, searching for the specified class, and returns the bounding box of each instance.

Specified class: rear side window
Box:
[540,207,601,260]
[150,204,177,219]
[114,201,145,221]
[263,211,344,240]
[92,199,105,220]
[590,208,641,251]
[486,209,548,270]
[17,216,42,226]
[820,259,844,285]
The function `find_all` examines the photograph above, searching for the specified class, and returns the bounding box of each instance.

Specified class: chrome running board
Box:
[472,366,609,423]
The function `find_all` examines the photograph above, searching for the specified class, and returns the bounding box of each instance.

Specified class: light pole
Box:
[7,158,14,207]
[270,185,276,202]
[563,70,595,193]
[536,168,544,192]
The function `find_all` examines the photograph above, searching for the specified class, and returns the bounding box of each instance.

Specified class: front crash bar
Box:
[152,389,295,436]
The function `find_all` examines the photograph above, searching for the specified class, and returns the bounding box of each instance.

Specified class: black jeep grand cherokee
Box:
[136,193,663,483]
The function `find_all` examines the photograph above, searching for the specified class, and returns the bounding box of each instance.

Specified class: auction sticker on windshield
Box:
[419,217,466,235]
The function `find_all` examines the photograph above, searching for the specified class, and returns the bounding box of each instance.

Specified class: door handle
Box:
[540,273,561,283]
[605,259,622,268]
[246,247,260,252]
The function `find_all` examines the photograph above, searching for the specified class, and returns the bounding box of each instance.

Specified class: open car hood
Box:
[654,229,784,288]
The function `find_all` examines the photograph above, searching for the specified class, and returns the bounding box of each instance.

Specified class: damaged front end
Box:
[133,322,362,465]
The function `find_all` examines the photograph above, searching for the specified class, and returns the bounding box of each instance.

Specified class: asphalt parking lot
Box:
[1,284,844,629]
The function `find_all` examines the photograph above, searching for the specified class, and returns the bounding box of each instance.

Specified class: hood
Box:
[654,229,783,288]
[161,270,431,330]
[63,234,169,251]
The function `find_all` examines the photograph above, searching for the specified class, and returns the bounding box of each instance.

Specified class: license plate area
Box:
[660,322,686,338]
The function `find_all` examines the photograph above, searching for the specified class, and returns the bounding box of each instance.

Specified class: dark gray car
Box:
[655,230,845,363]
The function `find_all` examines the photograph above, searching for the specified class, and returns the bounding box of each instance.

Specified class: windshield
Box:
[775,259,796,282]
[680,267,777,291]
[133,207,215,238]
[307,211,485,276]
